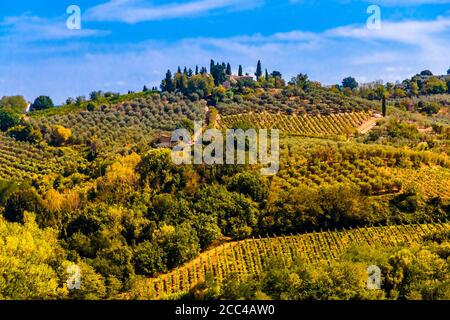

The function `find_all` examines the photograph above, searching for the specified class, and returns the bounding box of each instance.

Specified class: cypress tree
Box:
[195,65,199,75]
[238,65,243,76]
[162,70,174,92]
[177,66,182,74]
[265,69,269,81]
[226,63,232,75]
[382,96,387,117]
[255,60,262,80]
[210,59,215,74]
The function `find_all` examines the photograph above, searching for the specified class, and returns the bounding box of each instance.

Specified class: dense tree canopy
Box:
[30,96,54,111]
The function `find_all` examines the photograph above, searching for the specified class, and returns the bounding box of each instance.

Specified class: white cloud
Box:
[1,14,449,103]
[325,16,450,81]
[326,17,450,45]
[0,14,109,42]
[85,0,264,23]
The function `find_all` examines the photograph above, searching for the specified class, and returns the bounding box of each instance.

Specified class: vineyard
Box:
[130,222,450,299]
[0,133,83,183]
[271,137,450,197]
[219,112,375,138]
[395,166,450,199]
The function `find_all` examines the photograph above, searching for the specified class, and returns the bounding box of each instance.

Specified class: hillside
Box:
[0,85,449,300]
[220,112,376,138]
[130,222,450,299]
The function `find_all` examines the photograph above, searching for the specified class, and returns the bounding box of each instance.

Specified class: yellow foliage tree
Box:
[50,125,72,146]
[0,213,67,299]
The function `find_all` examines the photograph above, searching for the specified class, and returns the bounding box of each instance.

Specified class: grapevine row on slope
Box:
[130,223,449,299]
[219,112,372,137]
[0,133,84,183]
[394,166,450,199]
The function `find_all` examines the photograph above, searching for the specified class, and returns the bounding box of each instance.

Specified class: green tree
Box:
[161,70,175,92]
[0,213,67,299]
[132,241,166,276]
[342,77,359,90]
[149,193,194,224]
[382,96,387,117]
[195,185,259,239]
[210,59,215,74]
[137,149,185,193]
[226,63,232,75]
[238,65,243,76]
[0,95,28,114]
[420,70,433,76]
[290,73,310,90]
[156,223,200,269]
[211,63,227,86]
[7,122,42,143]
[4,188,44,224]
[63,261,107,300]
[30,96,54,111]
[422,77,447,94]
[8,122,42,143]
[228,172,269,205]
[0,109,19,131]
[410,81,419,97]
[255,60,263,80]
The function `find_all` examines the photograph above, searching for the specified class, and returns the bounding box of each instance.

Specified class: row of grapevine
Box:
[0,133,84,183]
[270,137,450,197]
[219,112,372,137]
[130,222,450,299]
[394,166,450,199]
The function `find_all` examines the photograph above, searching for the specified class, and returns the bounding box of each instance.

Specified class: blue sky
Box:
[0,0,449,104]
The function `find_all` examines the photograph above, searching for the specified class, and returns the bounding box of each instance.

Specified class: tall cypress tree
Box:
[226,63,232,76]
[238,65,243,76]
[210,59,215,74]
[183,67,188,75]
[265,69,269,81]
[382,96,387,117]
[255,60,262,80]
[195,65,199,75]
[162,70,174,92]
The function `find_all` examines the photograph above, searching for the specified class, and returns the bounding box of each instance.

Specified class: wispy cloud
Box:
[326,16,450,45]
[2,11,449,103]
[85,0,264,24]
[0,14,109,42]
